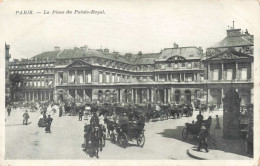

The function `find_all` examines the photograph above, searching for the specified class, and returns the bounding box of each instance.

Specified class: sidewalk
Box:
[187,110,253,160]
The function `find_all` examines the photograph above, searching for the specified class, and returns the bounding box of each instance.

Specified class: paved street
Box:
[5,109,251,160]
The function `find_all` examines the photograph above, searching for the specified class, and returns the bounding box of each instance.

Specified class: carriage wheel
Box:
[153,114,158,121]
[119,133,128,148]
[137,133,145,147]
[110,133,115,143]
[182,128,188,140]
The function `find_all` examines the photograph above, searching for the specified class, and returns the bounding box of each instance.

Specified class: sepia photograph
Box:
[0,0,259,165]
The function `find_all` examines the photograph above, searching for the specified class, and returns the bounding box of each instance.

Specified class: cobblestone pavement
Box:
[5,108,252,160]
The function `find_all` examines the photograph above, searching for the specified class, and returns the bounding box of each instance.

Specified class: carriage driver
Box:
[119,112,130,133]
[196,111,204,126]
[90,112,100,127]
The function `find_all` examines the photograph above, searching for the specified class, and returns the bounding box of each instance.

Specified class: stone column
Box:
[75,70,77,84]
[118,89,121,103]
[75,89,77,102]
[49,92,51,100]
[40,92,43,101]
[168,88,171,103]
[32,91,34,101]
[83,89,86,102]
[131,89,134,103]
[147,88,149,102]
[151,89,154,103]
[164,89,167,104]
[29,92,31,101]
[44,91,46,101]
[235,62,239,80]
[135,89,138,103]
[221,63,224,80]
[67,70,70,83]
[83,70,86,83]
[208,64,211,80]
[183,73,186,82]
[179,73,181,82]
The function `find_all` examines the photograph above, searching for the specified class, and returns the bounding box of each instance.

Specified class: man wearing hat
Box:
[45,115,53,133]
[23,110,30,125]
[7,106,12,116]
[90,112,99,126]
[119,112,130,133]
[197,126,209,152]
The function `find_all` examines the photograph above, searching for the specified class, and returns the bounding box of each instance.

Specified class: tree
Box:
[9,73,25,101]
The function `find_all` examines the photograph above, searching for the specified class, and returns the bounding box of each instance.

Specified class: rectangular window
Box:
[213,69,219,80]
[174,64,178,69]
[227,69,233,80]
[79,72,83,83]
[241,68,247,80]
[117,74,121,82]
[187,63,192,68]
[71,74,75,83]
[87,74,92,83]
[182,63,185,67]
[111,75,115,83]
[99,72,103,83]
[106,73,110,83]
[161,64,165,70]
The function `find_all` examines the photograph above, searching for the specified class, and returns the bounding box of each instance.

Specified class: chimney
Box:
[104,48,109,53]
[54,46,60,51]
[138,51,142,56]
[174,43,179,48]
[112,51,119,55]
[81,45,88,50]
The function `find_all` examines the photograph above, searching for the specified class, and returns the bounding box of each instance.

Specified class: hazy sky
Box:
[0,0,259,60]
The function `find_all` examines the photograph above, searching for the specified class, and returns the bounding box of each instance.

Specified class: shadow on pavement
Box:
[156,114,253,158]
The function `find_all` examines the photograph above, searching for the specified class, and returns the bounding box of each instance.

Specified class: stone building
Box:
[204,26,254,107]
[5,43,11,104]
[8,26,254,107]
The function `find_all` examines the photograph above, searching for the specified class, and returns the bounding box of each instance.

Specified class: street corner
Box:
[187,146,215,160]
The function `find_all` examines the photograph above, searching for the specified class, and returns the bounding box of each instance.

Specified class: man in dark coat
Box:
[59,106,63,117]
[197,126,209,152]
[90,112,99,126]
[196,111,204,127]
[23,110,30,125]
[79,109,83,121]
[7,106,11,116]
[45,115,53,133]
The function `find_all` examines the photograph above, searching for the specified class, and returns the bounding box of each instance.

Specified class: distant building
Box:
[8,26,254,107]
[204,26,254,107]
[5,43,11,104]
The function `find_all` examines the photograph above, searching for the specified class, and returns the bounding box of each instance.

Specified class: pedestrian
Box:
[23,110,30,125]
[197,126,209,152]
[79,109,83,121]
[59,106,63,117]
[45,115,53,133]
[7,106,11,116]
[215,115,221,129]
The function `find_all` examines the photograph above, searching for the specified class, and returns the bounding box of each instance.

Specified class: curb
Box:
[187,149,206,160]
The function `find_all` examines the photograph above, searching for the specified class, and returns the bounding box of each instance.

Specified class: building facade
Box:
[8,26,254,107]
[5,43,11,104]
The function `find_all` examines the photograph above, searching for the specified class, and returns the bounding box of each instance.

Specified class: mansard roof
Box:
[157,47,202,62]
[131,53,160,65]
[208,35,253,49]
[32,50,60,60]
[32,47,131,64]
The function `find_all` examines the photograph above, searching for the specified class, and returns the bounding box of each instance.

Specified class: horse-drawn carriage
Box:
[182,104,193,117]
[167,104,183,119]
[110,122,145,148]
[82,124,106,159]
[182,116,212,140]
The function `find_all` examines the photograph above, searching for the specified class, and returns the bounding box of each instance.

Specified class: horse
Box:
[202,116,212,131]
[104,118,118,137]
[89,126,101,158]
